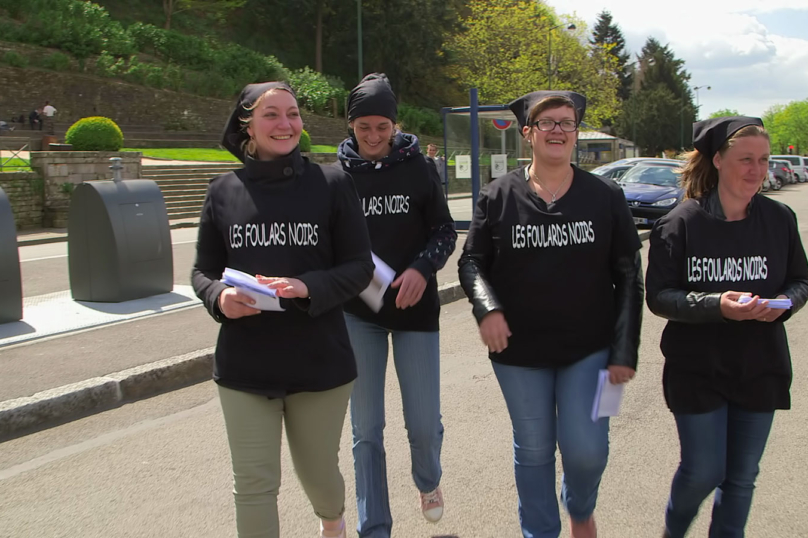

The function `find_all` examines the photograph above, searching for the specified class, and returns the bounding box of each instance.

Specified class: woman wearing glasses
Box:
[458,91,644,538]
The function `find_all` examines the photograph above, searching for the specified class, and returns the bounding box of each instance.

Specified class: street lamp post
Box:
[547,23,576,90]
[357,0,363,83]
[693,84,711,119]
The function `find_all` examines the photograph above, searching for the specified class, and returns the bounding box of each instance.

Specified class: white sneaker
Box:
[319,517,346,538]
[420,487,444,523]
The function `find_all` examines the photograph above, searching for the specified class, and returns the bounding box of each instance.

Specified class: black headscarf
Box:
[508,91,587,133]
[221,81,296,163]
[347,73,397,123]
[692,116,764,158]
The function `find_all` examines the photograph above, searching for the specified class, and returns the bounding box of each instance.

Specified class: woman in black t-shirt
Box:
[646,117,808,538]
[458,91,643,538]
[193,82,373,538]
[336,74,456,538]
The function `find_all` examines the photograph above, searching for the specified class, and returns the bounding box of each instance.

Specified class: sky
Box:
[544,0,808,118]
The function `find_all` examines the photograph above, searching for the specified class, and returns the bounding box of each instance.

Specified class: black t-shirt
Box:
[463,165,642,367]
[340,153,455,331]
[646,196,808,413]
[191,150,373,396]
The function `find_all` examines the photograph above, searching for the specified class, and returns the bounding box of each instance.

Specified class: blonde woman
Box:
[646,117,808,537]
[192,81,373,538]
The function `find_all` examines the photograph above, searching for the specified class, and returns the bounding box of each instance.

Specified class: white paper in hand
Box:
[737,295,792,309]
[591,369,625,422]
[221,268,285,312]
[359,253,396,313]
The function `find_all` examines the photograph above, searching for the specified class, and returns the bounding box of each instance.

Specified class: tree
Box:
[763,100,808,154]
[162,0,246,30]
[227,0,464,108]
[590,11,632,101]
[614,37,695,154]
[447,0,620,127]
[709,108,741,119]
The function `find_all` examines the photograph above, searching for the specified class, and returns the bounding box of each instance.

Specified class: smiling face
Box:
[350,115,394,161]
[713,134,770,203]
[523,104,578,166]
[246,89,302,160]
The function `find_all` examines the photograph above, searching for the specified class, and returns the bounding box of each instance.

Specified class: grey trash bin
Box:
[0,186,23,323]
[68,173,174,302]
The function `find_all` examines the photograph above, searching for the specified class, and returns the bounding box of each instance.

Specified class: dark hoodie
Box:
[192,83,373,395]
[337,132,457,331]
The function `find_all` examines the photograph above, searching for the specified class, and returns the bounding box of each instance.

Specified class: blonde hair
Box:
[680,125,770,200]
[527,96,578,127]
[239,87,298,157]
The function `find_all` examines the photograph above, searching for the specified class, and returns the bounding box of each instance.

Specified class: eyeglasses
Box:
[532,119,577,132]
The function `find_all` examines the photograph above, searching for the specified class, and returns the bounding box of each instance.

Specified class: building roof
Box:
[578,131,618,140]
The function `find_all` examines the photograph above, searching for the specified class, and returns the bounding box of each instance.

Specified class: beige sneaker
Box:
[420,487,444,523]
[319,517,346,538]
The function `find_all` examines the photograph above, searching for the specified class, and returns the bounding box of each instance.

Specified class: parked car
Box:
[768,160,787,190]
[771,159,797,184]
[591,157,681,180]
[762,170,782,192]
[618,163,684,227]
[771,155,806,182]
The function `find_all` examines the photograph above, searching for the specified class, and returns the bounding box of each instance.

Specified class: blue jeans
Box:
[665,405,774,538]
[492,348,611,538]
[344,313,443,538]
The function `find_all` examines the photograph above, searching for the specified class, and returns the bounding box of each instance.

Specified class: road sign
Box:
[491,154,507,178]
[492,119,513,131]
[456,155,471,179]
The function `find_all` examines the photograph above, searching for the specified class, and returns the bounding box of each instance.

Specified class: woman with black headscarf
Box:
[646,117,808,538]
[458,90,644,538]
[336,73,457,538]
[192,82,373,538]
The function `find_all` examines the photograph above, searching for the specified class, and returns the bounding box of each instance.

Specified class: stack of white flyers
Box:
[359,253,396,313]
[737,296,792,309]
[221,268,285,312]
[591,369,625,422]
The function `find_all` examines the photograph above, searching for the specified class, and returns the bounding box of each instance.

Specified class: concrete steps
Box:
[142,163,238,219]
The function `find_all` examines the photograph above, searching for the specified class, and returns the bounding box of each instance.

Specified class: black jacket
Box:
[458,166,643,369]
[192,149,373,396]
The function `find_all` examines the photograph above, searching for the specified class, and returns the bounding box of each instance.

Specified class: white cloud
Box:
[547,0,808,116]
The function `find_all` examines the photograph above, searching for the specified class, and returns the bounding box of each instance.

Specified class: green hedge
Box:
[288,68,347,117]
[398,103,442,137]
[65,116,124,151]
[299,129,311,152]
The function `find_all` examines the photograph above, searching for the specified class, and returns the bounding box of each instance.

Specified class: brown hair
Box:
[680,125,770,200]
[527,96,578,127]
[239,87,298,157]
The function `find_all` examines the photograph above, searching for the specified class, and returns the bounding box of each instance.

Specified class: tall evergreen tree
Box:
[590,10,632,101]
[615,37,696,154]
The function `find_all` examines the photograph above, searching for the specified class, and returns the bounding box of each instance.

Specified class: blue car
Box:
[617,163,683,227]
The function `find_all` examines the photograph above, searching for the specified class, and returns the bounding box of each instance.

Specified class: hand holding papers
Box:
[221,268,285,312]
[737,295,792,309]
[591,369,625,422]
[359,253,396,313]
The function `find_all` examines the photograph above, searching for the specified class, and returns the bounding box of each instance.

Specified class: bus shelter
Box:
[440,89,581,230]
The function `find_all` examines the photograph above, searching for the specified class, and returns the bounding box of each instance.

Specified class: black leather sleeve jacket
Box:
[458,249,644,370]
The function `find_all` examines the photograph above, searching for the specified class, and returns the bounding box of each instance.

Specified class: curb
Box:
[0,348,214,441]
[0,284,467,440]
[18,220,200,247]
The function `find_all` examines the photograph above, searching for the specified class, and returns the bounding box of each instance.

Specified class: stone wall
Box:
[0,172,44,229]
[29,151,142,228]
